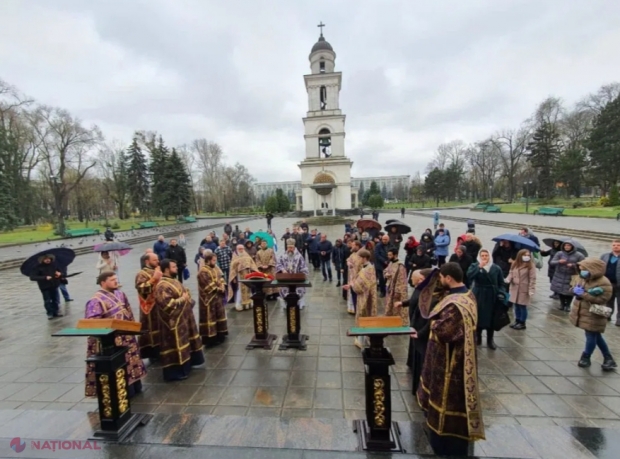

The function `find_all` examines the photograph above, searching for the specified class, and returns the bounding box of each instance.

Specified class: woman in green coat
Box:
[467,248,507,350]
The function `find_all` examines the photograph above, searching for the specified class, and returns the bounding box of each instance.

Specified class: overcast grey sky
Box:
[1,0,619,182]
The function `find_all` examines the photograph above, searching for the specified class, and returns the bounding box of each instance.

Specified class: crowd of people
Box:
[24,215,620,456]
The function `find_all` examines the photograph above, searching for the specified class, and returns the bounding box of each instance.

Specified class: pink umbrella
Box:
[93,242,132,256]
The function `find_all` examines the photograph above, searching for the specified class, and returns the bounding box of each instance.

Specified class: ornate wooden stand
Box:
[348,320,412,453]
[271,279,312,351]
[240,279,277,350]
[53,328,151,442]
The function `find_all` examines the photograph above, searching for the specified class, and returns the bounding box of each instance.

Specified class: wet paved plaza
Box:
[0,213,619,457]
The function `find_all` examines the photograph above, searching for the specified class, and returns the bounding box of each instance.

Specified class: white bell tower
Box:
[297,23,355,214]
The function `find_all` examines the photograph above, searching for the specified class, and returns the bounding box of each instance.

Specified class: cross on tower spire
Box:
[317,21,325,36]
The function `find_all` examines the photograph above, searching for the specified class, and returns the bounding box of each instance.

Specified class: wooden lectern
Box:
[347,316,413,453]
[240,279,278,350]
[53,321,151,442]
[272,274,312,351]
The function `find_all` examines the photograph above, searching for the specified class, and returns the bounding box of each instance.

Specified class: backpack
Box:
[533,252,543,270]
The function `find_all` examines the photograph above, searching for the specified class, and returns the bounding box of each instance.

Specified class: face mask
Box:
[522,256,531,262]
[580,270,590,278]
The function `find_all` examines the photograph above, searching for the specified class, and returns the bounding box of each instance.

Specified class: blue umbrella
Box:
[250,231,274,249]
[20,247,76,276]
[492,234,540,252]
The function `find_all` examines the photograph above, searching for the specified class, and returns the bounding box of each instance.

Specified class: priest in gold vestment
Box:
[345,240,363,314]
[416,262,484,456]
[255,240,277,299]
[154,259,204,381]
[135,253,162,360]
[197,253,228,346]
[228,245,258,311]
[343,248,377,349]
[384,247,409,325]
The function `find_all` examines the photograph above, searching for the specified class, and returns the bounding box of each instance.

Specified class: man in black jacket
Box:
[165,239,187,284]
[29,254,64,319]
[374,234,392,297]
[332,239,347,287]
[318,234,333,282]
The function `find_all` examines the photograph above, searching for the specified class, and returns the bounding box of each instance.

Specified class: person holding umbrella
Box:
[550,241,585,312]
[29,253,65,319]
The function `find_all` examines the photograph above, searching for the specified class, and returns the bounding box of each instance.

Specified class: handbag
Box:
[493,304,511,331]
[183,267,190,280]
[589,304,613,318]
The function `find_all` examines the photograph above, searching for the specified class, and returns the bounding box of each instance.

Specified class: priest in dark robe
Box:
[135,253,162,360]
[154,259,205,381]
[84,271,146,398]
[416,262,485,456]
[197,253,228,347]
[343,248,377,349]
[384,248,409,325]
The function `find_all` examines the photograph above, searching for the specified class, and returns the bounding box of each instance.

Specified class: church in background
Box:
[253,24,411,213]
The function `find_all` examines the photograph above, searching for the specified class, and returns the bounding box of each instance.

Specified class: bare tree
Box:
[98,140,129,220]
[467,140,501,200]
[491,128,530,201]
[193,139,225,212]
[576,82,620,115]
[29,106,102,234]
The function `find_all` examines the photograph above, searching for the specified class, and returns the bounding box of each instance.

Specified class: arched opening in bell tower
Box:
[318,128,331,158]
[319,85,327,109]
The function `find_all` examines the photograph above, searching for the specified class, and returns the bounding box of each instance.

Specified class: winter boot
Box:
[510,321,521,329]
[487,330,497,350]
[514,322,526,330]
[577,353,591,368]
[602,355,618,372]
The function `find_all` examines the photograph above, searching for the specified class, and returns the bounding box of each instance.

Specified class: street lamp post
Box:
[524,181,532,214]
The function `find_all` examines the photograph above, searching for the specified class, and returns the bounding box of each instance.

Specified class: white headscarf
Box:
[477,248,493,272]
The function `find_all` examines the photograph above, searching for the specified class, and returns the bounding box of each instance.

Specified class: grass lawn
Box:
[0,218,181,246]
[490,202,620,218]
[385,201,473,209]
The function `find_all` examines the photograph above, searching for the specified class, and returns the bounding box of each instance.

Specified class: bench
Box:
[533,207,564,216]
[484,205,502,213]
[65,228,100,238]
[139,222,159,229]
[177,216,197,223]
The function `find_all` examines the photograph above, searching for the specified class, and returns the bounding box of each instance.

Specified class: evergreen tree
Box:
[149,136,170,216]
[424,168,444,206]
[369,181,380,195]
[275,188,290,212]
[587,95,620,194]
[161,148,193,217]
[526,122,562,199]
[126,136,150,215]
[368,194,384,209]
[264,196,278,214]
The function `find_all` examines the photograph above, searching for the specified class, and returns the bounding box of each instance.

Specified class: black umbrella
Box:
[385,221,412,234]
[93,241,133,252]
[543,237,588,256]
[385,219,399,225]
[20,248,75,276]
